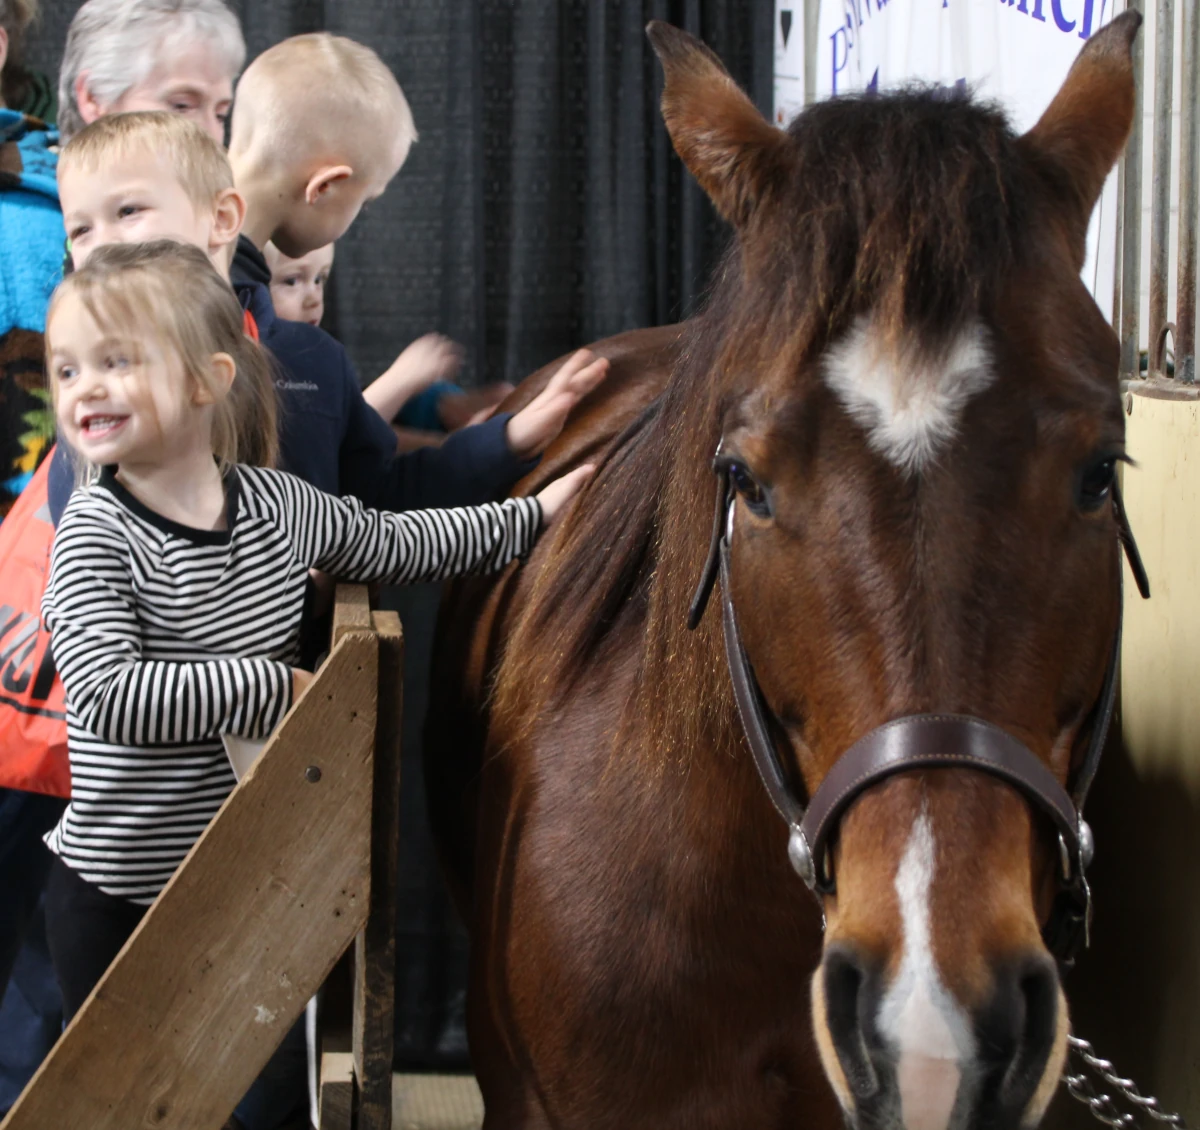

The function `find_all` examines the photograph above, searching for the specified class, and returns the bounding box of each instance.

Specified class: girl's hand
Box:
[536,464,595,528]
[292,667,314,702]
[505,351,609,459]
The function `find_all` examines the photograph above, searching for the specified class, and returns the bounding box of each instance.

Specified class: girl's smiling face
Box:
[48,289,200,471]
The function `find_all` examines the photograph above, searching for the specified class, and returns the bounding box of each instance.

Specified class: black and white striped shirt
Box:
[42,465,541,904]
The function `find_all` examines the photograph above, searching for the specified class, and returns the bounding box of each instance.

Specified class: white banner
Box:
[774,0,1120,315]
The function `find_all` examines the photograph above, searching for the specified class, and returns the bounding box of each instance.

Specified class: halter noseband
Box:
[687,447,1150,969]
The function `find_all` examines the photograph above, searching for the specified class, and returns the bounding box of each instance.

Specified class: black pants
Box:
[43,856,145,1020]
[43,858,309,1130]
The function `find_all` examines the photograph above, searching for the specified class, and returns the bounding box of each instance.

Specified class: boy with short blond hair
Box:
[58,111,244,272]
[58,109,237,212]
[229,33,415,259]
[220,33,605,512]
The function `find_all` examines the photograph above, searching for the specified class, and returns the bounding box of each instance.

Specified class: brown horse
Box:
[426,17,1141,1130]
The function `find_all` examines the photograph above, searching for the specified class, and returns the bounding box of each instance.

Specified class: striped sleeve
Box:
[253,468,544,585]
[43,497,294,745]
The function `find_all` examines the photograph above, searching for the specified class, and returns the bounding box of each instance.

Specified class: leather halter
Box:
[688,450,1151,968]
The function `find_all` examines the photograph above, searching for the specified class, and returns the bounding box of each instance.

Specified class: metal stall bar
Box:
[1177,0,1199,383]
[1114,156,1126,333]
[804,0,820,105]
[1148,0,1175,376]
[1122,0,1147,379]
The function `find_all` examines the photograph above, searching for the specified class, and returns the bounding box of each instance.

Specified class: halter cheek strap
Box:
[688,455,1149,968]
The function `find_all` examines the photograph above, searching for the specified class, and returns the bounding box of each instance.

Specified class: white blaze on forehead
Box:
[878,810,974,1130]
[823,319,994,473]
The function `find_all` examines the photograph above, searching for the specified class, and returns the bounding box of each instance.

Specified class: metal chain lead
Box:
[1064,1035,1187,1130]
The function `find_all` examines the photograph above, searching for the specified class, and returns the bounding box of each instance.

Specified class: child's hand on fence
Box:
[536,464,595,528]
[505,351,609,459]
[292,668,314,702]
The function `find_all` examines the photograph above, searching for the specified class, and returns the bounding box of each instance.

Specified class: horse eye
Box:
[729,462,770,516]
[1078,457,1116,511]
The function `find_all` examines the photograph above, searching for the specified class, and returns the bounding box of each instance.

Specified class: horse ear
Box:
[647,21,790,228]
[1020,12,1141,255]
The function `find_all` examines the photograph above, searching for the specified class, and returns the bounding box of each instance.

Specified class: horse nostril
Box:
[823,945,881,1100]
[980,953,1060,1115]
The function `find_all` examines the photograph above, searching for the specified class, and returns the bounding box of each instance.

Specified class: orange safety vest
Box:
[0,451,69,796]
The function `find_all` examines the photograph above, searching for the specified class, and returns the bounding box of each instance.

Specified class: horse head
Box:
[648,17,1140,1130]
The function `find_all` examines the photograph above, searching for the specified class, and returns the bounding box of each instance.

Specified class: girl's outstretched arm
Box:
[259,462,594,586]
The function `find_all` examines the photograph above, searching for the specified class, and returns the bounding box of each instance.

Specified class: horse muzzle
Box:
[813,941,1069,1130]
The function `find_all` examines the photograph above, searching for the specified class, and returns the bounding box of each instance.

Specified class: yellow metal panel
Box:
[1122,383,1200,790]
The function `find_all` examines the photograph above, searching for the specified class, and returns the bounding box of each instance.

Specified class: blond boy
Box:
[226,35,600,450]
[48,110,607,525]
[228,33,412,257]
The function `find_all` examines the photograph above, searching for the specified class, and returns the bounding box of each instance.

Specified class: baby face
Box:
[265,242,335,327]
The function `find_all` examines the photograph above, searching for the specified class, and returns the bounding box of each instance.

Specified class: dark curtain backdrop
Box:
[28,0,771,1068]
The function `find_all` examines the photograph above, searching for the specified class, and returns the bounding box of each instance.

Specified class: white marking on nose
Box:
[823,319,994,474]
[878,809,975,1130]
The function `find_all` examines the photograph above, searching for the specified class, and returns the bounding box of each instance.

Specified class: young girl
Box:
[39,239,590,1021]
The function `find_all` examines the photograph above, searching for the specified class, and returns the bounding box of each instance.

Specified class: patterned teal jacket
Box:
[0,109,61,519]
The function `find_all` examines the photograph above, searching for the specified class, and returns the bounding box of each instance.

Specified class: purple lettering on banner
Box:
[831,26,850,93]
[1016,0,1028,14]
[1052,0,1076,31]
[1031,0,1047,21]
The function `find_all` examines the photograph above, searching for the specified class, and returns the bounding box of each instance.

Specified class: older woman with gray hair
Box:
[57,0,244,143]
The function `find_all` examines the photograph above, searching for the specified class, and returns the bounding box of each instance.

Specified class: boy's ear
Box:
[304,165,353,205]
[0,29,9,78]
[73,71,105,126]
[211,187,246,251]
[196,352,236,405]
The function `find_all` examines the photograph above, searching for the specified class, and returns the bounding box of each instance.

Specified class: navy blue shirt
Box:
[49,238,533,523]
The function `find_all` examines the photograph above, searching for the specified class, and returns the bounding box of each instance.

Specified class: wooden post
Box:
[351,611,404,1130]
[333,584,373,645]
[0,631,379,1130]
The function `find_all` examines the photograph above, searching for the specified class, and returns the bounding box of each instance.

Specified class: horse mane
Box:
[492,87,1036,765]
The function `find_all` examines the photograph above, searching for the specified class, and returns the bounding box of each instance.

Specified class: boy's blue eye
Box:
[118,205,142,219]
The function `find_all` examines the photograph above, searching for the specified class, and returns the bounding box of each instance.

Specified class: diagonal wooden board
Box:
[2,630,379,1130]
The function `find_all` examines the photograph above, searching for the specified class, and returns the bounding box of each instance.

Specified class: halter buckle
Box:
[1058,818,1095,883]
[788,825,816,889]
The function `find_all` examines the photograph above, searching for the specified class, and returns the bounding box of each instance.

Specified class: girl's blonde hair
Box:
[46,240,278,477]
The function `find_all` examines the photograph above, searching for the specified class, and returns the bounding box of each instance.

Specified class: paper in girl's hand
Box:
[222,733,268,781]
